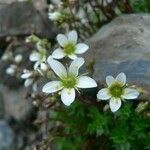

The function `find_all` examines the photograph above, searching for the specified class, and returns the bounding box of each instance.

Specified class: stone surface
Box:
[85,14,150,98]
[0,0,47,10]
[0,92,4,119]
[0,120,15,150]
[0,0,15,4]
[0,85,33,121]
[0,2,57,40]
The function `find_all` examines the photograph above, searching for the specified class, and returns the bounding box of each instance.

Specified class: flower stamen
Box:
[63,42,75,55]
[61,75,77,88]
[109,83,123,98]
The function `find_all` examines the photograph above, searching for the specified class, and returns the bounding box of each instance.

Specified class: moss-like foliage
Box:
[48,100,150,150]
[130,0,150,12]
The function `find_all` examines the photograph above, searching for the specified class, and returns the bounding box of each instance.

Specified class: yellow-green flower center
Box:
[61,75,77,88]
[63,42,75,55]
[109,83,123,98]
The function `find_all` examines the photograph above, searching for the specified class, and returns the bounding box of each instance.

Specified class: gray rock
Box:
[0,0,15,4]
[0,85,33,121]
[0,0,47,10]
[0,2,57,40]
[0,92,4,119]
[85,14,150,98]
[0,120,15,150]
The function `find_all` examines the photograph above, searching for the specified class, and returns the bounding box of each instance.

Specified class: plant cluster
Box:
[0,0,150,149]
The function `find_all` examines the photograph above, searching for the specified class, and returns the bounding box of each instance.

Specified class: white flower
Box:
[42,57,97,106]
[21,69,34,87]
[97,73,139,112]
[29,48,47,71]
[52,30,89,60]
[14,54,23,63]
[21,69,37,91]
[48,12,61,21]
[25,35,32,43]
[6,65,17,76]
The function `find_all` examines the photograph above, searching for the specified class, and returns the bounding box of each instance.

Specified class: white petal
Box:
[36,41,42,50]
[97,88,111,100]
[40,63,48,71]
[68,30,78,44]
[34,61,40,70]
[76,76,97,88]
[21,72,32,79]
[47,59,67,78]
[68,54,77,60]
[6,65,16,75]
[47,55,53,63]
[109,98,121,112]
[37,69,44,76]
[48,12,60,20]
[33,83,37,92]
[29,52,40,62]
[106,75,115,87]
[6,69,14,75]
[61,88,75,106]
[75,43,89,54]
[52,48,66,59]
[25,79,33,87]
[57,34,68,47]
[14,54,23,63]
[69,57,84,76]
[122,88,139,99]
[116,72,126,86]
[42,81,63,93]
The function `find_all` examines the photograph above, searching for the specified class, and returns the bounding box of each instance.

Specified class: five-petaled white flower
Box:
[52,30,89,60]
[97,73,139,112]
[42,57,97,106]
[29,46,47,71]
